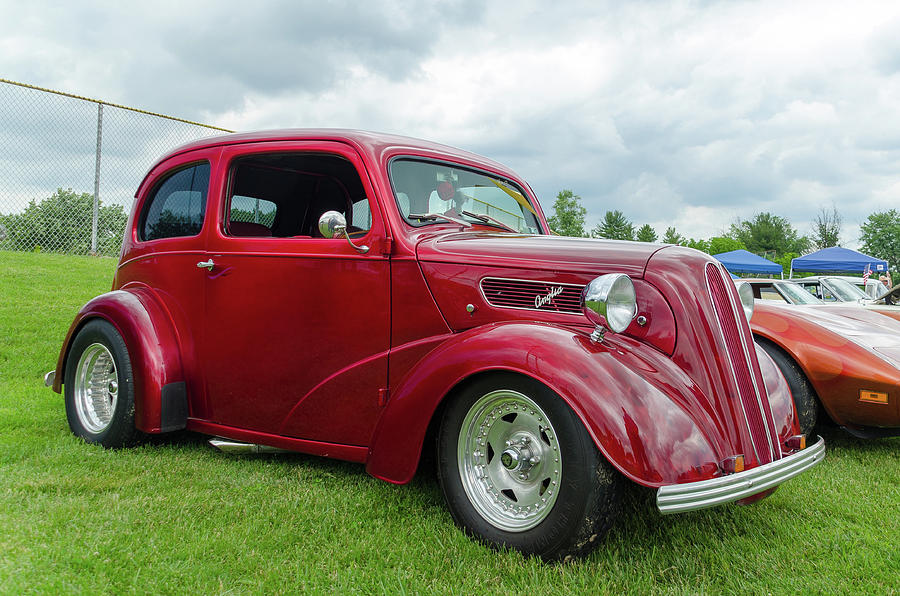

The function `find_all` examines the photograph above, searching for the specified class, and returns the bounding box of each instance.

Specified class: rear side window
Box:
[140,163,210,241]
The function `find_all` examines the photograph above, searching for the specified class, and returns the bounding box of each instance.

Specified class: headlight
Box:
[582,273,637,336]
[735,281,754,321]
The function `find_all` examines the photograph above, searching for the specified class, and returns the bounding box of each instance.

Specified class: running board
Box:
[208,438,292,454]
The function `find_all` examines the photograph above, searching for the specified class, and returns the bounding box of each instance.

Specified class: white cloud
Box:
[2,0,900,248]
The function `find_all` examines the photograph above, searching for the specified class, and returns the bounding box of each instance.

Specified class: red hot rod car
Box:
[48,129,824,560]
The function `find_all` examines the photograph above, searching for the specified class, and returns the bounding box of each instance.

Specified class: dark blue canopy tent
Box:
[789,247,888,277]
[713,249,783,277]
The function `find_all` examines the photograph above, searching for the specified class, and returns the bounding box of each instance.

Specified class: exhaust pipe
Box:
[209,438,291,454]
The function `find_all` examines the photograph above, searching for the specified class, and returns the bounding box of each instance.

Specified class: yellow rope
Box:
[0,77,234,132]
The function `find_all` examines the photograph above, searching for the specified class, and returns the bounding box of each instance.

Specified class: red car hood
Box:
[415,231,665,277]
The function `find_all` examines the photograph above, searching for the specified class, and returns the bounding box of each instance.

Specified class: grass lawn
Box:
[1,250,898,594]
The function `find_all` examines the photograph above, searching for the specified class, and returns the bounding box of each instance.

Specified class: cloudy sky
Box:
[3,0,900,246]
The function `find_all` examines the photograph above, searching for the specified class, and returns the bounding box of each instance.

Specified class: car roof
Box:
[145,128,514,177]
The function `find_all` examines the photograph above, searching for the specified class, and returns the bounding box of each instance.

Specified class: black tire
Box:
[436,373,622,562]
[757,340,819,435]
[64,319,139,448]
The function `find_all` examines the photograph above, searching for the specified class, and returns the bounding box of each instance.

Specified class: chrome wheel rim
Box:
[73,343,119,434]
[457,389,562,532]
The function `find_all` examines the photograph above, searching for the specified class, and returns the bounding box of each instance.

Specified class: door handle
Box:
[196,259,215,271]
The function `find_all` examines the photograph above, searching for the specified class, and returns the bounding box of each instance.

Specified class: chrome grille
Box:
[480,277,583,314]
[706,262,779,464]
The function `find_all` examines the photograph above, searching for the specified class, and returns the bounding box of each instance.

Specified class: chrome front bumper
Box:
[656,436,825,514]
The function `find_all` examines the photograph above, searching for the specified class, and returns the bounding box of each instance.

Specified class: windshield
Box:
[825,278,870,301]
[389,159,544,234]
[779,282,823,304]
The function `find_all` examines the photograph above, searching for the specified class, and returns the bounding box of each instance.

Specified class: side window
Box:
[757,285,786,302]
[225,153,372,238]
[141,163,210,241]
[228,196,277,237]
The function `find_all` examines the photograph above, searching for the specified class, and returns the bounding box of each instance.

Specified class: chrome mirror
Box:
[318,210,346,239]
[317,210,369,254]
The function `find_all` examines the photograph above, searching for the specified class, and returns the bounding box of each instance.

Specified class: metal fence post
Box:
[91,103,104,255]
[1,78,231,256]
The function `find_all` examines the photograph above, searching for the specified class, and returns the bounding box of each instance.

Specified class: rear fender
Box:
[53,289,186,433]
[366,322,725,487]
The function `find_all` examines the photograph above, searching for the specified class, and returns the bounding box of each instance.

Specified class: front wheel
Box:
[64,319,139,448]
[437,373,622,561]
[758,340,819,435]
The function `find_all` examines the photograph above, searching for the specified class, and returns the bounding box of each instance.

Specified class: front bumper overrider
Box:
[656,436,825,514]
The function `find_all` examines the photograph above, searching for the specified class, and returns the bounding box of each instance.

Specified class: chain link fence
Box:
[0,79,231,256]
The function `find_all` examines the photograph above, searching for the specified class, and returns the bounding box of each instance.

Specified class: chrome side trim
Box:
[705,266,762,463]
[721,264,779,460]
[656,436,825,514]
[44,370,56,387]
[209,438,291,454]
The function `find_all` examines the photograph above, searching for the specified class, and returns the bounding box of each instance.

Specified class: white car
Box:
[743,277,900,323]
[794,275,889,301]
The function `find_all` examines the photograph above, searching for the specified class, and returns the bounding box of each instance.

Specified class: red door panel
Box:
[200,141,390,446]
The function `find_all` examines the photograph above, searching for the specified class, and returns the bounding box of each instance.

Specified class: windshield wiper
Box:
[461,211,517,233]
[408,213,472,227]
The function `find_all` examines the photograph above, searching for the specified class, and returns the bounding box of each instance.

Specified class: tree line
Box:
[0,189,127,256]
[2,186,897,274]
[546,189,900,274]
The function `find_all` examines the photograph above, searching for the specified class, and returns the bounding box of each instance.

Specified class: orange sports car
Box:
[750,300,900,439]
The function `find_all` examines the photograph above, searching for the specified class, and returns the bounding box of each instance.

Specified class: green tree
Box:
[810,206,842,250]
[546,189,587,237]
[708,236,746,255]
[661,226,685,245]
[684,238,710,253]
[0,188,127,256]
[635,224,658,243]
[860,209,900,274]
[591,210,635,240]
[728,212,808,257]
[773,252,799,276]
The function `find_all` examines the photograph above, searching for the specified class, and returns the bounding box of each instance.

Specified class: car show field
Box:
[1,250,897,593]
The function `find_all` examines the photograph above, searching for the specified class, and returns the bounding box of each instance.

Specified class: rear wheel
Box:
[758,341,819,435]
[64,319,139,448]
[437,373,622,561]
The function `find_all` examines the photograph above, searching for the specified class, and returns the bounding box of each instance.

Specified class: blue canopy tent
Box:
[713,249,783,277]
[789,246,888,277]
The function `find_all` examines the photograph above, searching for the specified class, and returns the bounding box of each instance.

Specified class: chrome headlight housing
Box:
[582,273,637,336]
[735,281,754,321]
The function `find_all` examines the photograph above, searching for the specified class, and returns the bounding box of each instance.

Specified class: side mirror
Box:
[318,210,347,239]
[317,210,369,254]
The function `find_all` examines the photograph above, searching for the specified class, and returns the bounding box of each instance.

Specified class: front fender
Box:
[53,289,186,433]
[751,306,900,428]
[366,322,733,487]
